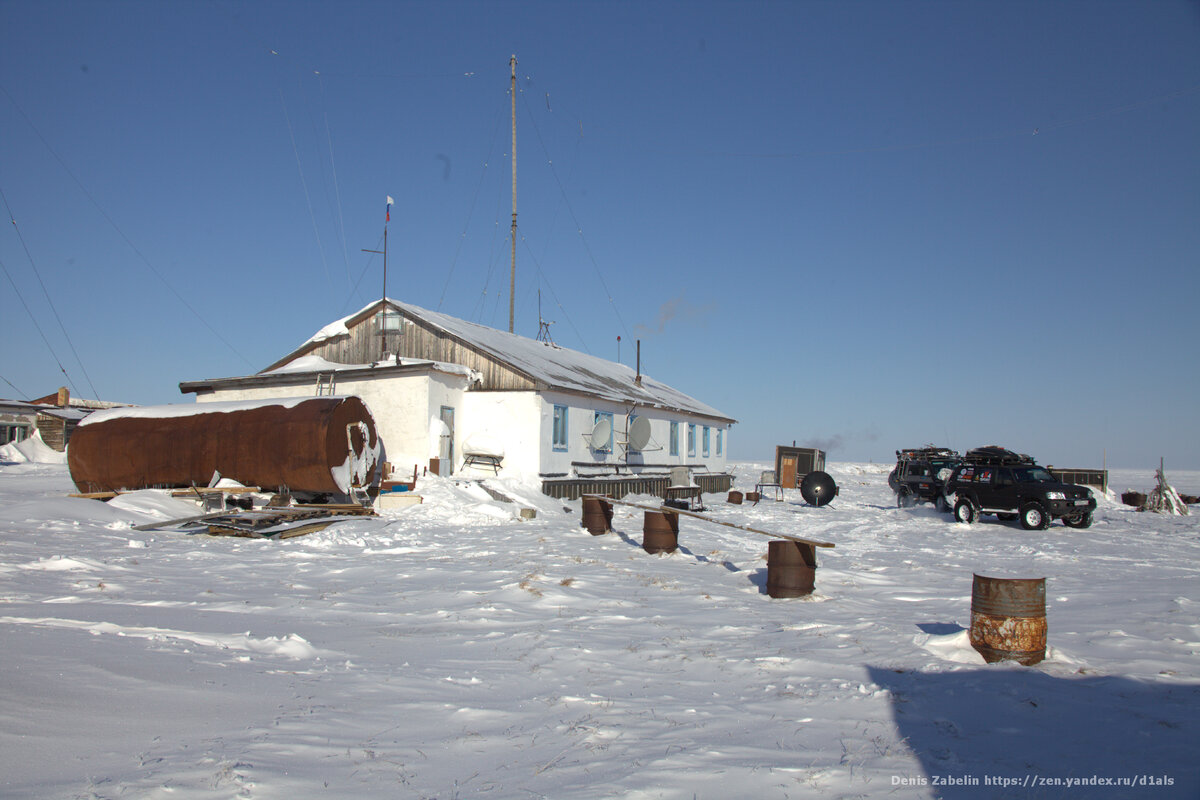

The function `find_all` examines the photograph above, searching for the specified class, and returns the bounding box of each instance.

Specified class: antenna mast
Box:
[509,54,517,334]
[536,289,555,344]
[361,195,391,360]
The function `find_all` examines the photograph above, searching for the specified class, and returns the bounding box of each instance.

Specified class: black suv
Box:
[944,446,1096,530]
[889,446,961,511]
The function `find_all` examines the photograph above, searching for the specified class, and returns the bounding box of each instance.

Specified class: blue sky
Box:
[2,0,1198,469]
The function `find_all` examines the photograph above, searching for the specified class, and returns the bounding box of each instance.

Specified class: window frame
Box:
[592,410,614,454]
[552,404,569,451]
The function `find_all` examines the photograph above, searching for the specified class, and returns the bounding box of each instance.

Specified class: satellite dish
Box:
[590,417,613,450]
[627,416,652,451]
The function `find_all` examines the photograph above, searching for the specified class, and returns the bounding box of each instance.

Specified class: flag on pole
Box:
[385,195,393,223]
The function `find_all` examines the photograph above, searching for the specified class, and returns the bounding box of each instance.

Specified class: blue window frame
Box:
[687,423,696,457]
[552,405,568,451]
[669,421,679,456]
[703,426,710,457]
[593,411,614,453]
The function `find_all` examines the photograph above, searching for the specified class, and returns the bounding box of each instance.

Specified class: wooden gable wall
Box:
[300,309,541,392]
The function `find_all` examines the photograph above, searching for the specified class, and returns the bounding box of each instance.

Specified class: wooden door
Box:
[781,454,798,487]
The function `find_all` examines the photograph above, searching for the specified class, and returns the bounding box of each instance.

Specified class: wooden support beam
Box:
[582,494,834,549]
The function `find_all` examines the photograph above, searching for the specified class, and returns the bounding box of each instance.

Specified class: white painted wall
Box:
[535,390,731,477]
[193,377,731,484]
[459,391,543,481]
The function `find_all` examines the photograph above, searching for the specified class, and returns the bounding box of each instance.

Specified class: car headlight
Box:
[1045,491,1066,500]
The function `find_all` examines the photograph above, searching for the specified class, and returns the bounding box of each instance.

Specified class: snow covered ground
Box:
[0,458,1196,799]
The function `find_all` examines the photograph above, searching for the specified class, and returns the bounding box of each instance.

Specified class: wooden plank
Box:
[169,486,262,497]
[582,493,835,549]
[133,511,243,531]
[295,503,376,515]
[69,491,119,500]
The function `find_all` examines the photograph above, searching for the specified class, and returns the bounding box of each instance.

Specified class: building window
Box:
[717,429,723,456]
[687,423,696,457]
[703,426,710,457]
[593,411,614,453]
[669,421,679,456]
[552,405,568,451]
[1,424,30,445]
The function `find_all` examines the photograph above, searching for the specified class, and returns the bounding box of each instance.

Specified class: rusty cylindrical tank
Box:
[68,397,381,497]
[766,540,817,598]
[581,496,613,535]
[969,574,1047,666]
[727,490,744,505]
[642,510,679,554]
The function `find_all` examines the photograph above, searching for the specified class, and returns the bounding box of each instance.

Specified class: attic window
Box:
[378,311,403,331]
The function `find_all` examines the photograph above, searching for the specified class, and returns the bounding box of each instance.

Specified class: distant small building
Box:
[774,446,826,488]
[28,388,130,452]
[181,298,737,498]
[0,400,39,446]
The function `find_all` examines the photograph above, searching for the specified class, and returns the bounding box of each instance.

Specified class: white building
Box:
[180,299,736,498]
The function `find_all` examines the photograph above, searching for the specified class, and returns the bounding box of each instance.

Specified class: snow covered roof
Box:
[293,299,735,423]
[179,356,473,396]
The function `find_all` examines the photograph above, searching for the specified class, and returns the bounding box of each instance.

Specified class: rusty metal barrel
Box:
[642,510,679,554]
[68,397,381,497]
[969,574,1047,666]
[766,540,817,598]
[727,490,743,505]
[581,496,613,535]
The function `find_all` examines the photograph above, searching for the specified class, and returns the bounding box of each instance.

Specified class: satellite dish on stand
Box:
[589,417,613,451]
[627,416,652,451]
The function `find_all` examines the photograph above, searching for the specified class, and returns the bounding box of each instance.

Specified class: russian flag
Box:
[386,195,393,223]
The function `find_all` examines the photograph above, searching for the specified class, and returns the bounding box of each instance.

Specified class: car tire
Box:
[1019,502,1051,530]
[953,498,978,524]
[935,494,950,513]
[897,488,915,508]
[1063,512,1093,529]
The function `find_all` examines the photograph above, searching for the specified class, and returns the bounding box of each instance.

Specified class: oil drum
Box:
[766,540,817,598]
[728,490,744,504]
[642,510,679,554]
[969,574,1047,666]
[581,496,613,535]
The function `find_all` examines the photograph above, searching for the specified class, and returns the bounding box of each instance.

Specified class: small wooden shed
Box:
[1048,467,1109,494]
[775,446,826,488]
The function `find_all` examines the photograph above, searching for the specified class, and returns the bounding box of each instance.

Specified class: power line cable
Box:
[439,100,507,312]
[0,184,99,399]
[317,73,354,294]
[0,254,81,398]
[519,235,590,354]
[277,84,334,291]
[519,88,630,341]
[0,82,255,370]
[0,372,27,398]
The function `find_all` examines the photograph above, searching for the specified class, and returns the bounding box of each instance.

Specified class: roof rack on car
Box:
[963,446,1036,466]
[896,445,959,460]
